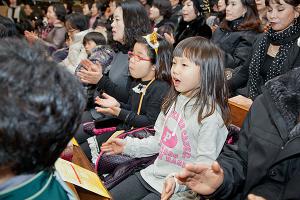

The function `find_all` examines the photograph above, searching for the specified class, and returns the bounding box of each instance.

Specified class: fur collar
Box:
[265,69,300,132]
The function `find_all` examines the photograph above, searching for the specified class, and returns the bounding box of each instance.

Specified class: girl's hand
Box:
[161,177,176,200]
[96,106,121,116]
[175,161,224,195]
[101,138,125,155]
[77,59,103,84]
[95,93,120,108]
[164,33,175,45]
[24,31,38,43]
[247,194,267,200]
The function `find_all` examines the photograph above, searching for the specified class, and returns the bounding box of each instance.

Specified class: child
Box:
[77,31,173,163]
[0,39,86,199]
[100,36,230,200]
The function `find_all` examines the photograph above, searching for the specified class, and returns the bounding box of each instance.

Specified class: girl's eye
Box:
[267,8,272,12]
[172,61,176,65]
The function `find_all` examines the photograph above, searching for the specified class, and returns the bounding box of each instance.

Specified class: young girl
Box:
[77,31,173,163]
[101,36,230,200]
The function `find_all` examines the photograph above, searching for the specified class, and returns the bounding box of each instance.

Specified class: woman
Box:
[211,0,261,70]
[174,0,212,46]
[149,0,173,28]
[25,3,66,52]
[60,13,89,73]
[89,2,102,29]
[75,0,151,159]
[229,0,300,99]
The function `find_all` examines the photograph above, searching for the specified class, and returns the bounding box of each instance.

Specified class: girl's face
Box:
[129,43,155,81]
[83,4,90,15]
[111,7,125,44]
[46,6,58,24]
[84,40,97,55]
[182,0,198,22]
[91,3,99,17]
[217,0,226,11]
[171,56,201,97]
[226,0,247,21]
[149,6,161,20]
[267,0,299,31]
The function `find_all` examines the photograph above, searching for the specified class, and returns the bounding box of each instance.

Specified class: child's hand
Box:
[101,138,125,155]
[164,33,175,45]
[77,59,103,84]
[161,177,176,200]
[24,31,38,43]
[95,93,121,116]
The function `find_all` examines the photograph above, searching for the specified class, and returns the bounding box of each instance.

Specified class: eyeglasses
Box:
[128,51,151,62]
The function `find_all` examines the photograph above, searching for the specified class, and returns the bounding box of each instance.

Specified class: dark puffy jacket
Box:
[211,70,300,200]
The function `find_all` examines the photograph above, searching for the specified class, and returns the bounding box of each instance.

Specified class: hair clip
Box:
[143,28,159,55]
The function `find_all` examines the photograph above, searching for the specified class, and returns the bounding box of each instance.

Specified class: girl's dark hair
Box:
[51,3,67,23]
[83,31,106,46]
[135,34,173,83]
[115,0,151,50]
[65,13,88,31]
[220,0,261,32]
[152,0,172,19]
[162,36,230,125]
[265,0,299,6]
[157,23,175,37]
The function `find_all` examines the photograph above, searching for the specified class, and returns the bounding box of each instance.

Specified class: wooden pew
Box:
[228,95,252,128]
[69,145,111,200]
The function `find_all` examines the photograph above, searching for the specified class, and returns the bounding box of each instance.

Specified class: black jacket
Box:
[212,72,300,200]
[211,28,258,69]
[229,34,300,97]
[174,16,212,46]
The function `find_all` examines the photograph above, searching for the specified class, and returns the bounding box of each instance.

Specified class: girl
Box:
[77,31,173,163]
[101,37,230,200]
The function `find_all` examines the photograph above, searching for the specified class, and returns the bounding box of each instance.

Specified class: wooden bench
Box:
[228,95,252,128]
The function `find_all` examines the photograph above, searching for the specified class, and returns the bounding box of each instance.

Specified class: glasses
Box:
[128,51,151,62]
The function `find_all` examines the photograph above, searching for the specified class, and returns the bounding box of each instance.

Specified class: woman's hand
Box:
[77,59,103,84]
[101,138,126,155]
[95,93,121,116]
[175,161,224,195]
[247,194,267,200]
[161,177,176,200]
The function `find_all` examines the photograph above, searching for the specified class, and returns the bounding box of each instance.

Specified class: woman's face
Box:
[46,6,58,24]
[149,6,161,20]
[24,4,33,16]
[225,0,247,21]
[91,3,99,17]
[217,0,226,11]
[109,1,117,13]
[267,0,299,31]
[83,4,90,15]
[255,0,266,11]
[111,7,125,43]
[182,0,198,22]
[139,0,148,5]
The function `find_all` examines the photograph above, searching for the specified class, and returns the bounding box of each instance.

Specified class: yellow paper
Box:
[55,158,110,198]
[71,138,79,146]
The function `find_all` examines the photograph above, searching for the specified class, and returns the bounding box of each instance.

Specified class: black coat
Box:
[211,28,258,69]
[174,16,212,46]
[229,34,300,97]
[212,72,300,200]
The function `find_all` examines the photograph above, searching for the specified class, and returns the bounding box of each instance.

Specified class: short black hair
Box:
[65,13,88,32]
[83,31,106,46]
[51,3,67,23]
[0,39,86,174]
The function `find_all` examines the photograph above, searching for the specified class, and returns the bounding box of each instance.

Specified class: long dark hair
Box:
[114,0,151,51]
[220,0,261,32]
[135,34,173,83]
[162,37,230,125]
[265,0,299,7]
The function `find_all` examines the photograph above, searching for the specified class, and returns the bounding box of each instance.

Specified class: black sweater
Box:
[96,77,170,130]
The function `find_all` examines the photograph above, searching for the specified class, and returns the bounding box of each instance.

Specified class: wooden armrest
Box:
[228,95,252,128]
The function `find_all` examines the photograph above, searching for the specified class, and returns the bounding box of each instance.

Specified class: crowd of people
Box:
[0,0,300,199]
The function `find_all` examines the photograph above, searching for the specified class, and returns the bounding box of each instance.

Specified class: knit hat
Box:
[89,45,115,68]
[190,0,210,15]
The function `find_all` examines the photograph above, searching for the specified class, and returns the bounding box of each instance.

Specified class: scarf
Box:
[248,18,300,99]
